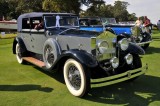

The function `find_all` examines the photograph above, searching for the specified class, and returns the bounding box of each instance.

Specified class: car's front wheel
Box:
[16,43,24,64]
[63,59,90,97]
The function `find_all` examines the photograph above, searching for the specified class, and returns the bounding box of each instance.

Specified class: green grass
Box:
[0,31,160,106]
[0,33,17,39]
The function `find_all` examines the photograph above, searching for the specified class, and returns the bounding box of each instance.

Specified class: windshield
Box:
[101,18,117,25]
[44,15,79,28]
[79,18,102,26]
[90,19,102,26]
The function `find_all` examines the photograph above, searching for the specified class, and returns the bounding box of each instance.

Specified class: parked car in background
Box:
[79,17,152,50]
[79,17,104,32]
[157,20,160,30]
[13,13,148,97]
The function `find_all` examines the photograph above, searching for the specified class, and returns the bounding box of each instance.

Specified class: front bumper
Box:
[136,40,153,46]
[91,64,148,86]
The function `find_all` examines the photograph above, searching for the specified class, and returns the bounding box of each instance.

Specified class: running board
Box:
[23,57,45,68]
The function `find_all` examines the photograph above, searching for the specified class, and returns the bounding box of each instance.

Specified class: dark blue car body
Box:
[79,17,133,35]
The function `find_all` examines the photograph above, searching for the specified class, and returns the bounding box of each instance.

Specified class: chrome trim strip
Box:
[137,40,153,45]
[91,64,148,86]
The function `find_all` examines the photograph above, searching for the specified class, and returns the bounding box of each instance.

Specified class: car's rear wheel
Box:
[16,43,24,64]
[63,59,90,97]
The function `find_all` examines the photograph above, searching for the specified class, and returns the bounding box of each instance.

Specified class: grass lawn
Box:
[0,33,17,39]
[0,31,160,106]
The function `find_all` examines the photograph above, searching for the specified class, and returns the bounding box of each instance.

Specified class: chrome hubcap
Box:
[45,45,54,67]
[68,65,81,90]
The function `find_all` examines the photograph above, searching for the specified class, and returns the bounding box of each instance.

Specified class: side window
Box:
[30,17,44,30]
[22,18,30,29]
[45,16,56,27]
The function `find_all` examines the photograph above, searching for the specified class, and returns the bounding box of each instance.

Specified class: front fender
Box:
[127,43,145,55]
[12,37,27,54]
[56,49,98,68]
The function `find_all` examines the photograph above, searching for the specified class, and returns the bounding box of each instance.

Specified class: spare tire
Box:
[43,38,61,70]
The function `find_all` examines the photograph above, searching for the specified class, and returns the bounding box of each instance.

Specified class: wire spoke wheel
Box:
[64,59,90,97]
[44,45,55,68]
[68,65,81,90]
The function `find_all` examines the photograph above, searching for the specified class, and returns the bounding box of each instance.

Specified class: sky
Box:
[106,0,160,24]
[82,0,160,24]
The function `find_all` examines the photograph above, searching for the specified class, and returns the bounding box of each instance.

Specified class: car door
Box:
[21,18,33,52]
[29,18,47,54]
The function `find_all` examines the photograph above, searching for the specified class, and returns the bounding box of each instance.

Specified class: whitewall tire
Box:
[63,59,90,97]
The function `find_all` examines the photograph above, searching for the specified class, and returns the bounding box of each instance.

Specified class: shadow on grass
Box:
[33,64,160,106]
[33,66,65,84]
[84,75,160,106]
[145,46,160,54]
[0,84,53,93]
[23,63,159,106]
[152,37,160,41]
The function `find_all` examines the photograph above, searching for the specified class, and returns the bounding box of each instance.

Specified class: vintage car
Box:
[79,17,152,49]
[13,13,148,97]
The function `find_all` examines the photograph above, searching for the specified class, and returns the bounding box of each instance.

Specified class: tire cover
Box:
[43,38,61,69]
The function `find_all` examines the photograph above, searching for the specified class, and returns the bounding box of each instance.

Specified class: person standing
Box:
[143,16,151,33]
[135,17,143,27]
[134,17,143,36]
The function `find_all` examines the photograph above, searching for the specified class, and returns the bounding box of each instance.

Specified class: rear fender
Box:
[12,37,27,54]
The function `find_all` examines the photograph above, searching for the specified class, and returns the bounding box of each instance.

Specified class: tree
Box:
[16,0,43,14]
[80,0,105,17]
[0,0,10,19]
[128,13,137,21]
[42,0,81,14]
[113,1,129,22]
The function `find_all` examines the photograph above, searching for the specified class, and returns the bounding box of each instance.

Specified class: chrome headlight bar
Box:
[97,40,109,54]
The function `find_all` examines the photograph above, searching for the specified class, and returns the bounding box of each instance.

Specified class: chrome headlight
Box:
[110,57,119,68]
[118,38,129,51]
[138,36,143,42]
[125,53,133,65]
[98,41,109,54]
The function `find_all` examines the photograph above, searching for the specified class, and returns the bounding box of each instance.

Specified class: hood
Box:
[105,24,133,35]
[59,28,101,38]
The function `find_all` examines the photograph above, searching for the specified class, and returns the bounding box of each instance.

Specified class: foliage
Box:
[0,0,136,21]
[80,0,105,17]
[0,0,10,18]
[42,0,81,14]
[81,1,137,22]
[113,1,130,22]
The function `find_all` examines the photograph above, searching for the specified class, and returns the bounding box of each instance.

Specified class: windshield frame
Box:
[44,15,79,28]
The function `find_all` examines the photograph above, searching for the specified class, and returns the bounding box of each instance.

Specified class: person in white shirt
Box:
[135,17,143,27]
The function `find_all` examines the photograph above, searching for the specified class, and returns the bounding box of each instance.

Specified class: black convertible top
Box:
[17,12,77,31]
